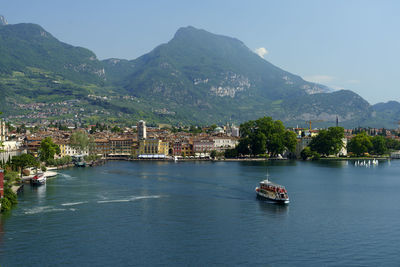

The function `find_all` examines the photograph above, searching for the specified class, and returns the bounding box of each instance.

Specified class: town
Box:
[2,118,400,164]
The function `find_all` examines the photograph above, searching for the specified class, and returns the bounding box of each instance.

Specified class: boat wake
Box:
[61,201,88,206]
[23,206,67,215]
[97,195,162,204]
[59,173,76,180]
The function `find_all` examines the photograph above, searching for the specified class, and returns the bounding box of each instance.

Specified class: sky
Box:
[2,0,400,104]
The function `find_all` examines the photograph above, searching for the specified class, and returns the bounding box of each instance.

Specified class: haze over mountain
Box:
[0,17,398,128]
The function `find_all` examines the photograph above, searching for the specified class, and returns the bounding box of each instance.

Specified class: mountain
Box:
[370,101,400,128]
[0,20,397,128]
[104,26,371,126]
[0,23,105,84]
[119,26,331,101]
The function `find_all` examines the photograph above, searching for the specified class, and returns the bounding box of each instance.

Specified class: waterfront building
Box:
[390,150,400,159]
[138,139,169,158]
[137,120,147,140]
[173,141,193,157]
[212,137,238,152]
[193,139,214,158]
[109,138,134,158]
[93,139,110,157]
[58,140,88,157]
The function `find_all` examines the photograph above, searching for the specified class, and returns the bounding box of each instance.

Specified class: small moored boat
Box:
[255,176,289,204]
[30,173,46,185]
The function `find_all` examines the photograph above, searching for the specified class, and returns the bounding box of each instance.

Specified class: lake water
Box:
[1,160,400,266]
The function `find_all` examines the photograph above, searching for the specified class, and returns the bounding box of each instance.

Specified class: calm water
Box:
[1,160,400,266]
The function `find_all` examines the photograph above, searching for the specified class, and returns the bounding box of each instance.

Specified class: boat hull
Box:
[256,188,289,204]
[30,178,46,185]
[30,174,46,185]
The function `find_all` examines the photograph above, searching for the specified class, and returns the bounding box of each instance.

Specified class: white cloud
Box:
[303,75,335,84]
[254,47,268,58]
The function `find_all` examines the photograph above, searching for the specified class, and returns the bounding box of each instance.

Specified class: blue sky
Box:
[2,0,400,104]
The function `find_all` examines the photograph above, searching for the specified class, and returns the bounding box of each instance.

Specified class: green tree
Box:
[301,147,313,160]
[347,132,373,156]
[283,131,297,154]
[238,117,297,157]
[39,137,61,162]
[11,154,39,177]
[210,150,217,159]
[16,124,27,134]
[310,127,344,156]
[371,135,387,155]
[385,138,400,150]
[224,148,238,158]
[250,132,267,155]
[1,186,18,212]
[206,124,218,134]
[237,137,251,156]
[6,122,15,132]
[189,125,202,134]
[111,126,121,133]
[300,147,320,160]
[70,131,91,154]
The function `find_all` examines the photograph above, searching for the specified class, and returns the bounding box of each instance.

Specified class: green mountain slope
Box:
[369,101,400,129]
[0,23,105,84]
[105,26,375,125]
[0,19,398,128]
[120,26,331,100]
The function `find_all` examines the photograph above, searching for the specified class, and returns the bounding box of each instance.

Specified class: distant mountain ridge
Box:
[0,16,398,128]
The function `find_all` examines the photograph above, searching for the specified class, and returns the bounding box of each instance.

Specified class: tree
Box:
[224,148,238,158]
[111,126,121,133]
[310,127,344,156]
[11,154,39,178]
[385,138,400,150]
[210,150,217,159]
[237,117,297,157]
[206,124,218,134]
[301,147,313,160]
[283,131,297,153]
[371,135,387,155]
[70,131,91,154]
[347,132,373,156]
[16,124,26,134]
[300,147,320,160]
[6,122,15,132]
[237,137,251,156]
[250,132,267,155]
[39,137,61,162]
[1,186,18,212]
[189,125,202,134]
